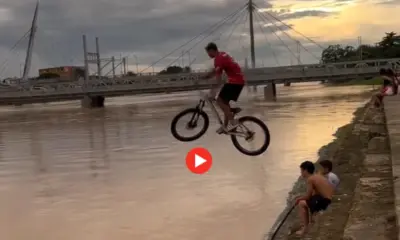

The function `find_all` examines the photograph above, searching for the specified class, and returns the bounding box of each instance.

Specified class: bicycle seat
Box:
[231,107,242,114]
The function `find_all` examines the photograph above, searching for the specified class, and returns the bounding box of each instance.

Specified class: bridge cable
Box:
[0,29,31,76]
[253,12,280,66]
[255,5,321,61]
[0,46,27,79]
[234,13,251,66]
[188,9,248,68]
[173,8,248,70]
[223,9,248,52]
[162,7,247,70]
[236,11,248,50]
[260,7,325,50]
[253,10,300,63]
[255,8,320,62]
[138,3,248,73]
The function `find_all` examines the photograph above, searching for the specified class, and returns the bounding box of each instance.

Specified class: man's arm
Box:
[297,178,314,202]
[203,68,215,79]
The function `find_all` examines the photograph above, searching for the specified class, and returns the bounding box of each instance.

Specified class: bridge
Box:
[0,1,396,107]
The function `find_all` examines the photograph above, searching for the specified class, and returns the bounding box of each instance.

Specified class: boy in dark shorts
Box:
[295,161,334,236]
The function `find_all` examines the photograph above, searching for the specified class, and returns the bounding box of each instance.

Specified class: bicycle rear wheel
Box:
[170,108,210,142]
[230,116,270,156]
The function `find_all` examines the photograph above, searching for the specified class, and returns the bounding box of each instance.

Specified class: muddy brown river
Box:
[0,83,372,240]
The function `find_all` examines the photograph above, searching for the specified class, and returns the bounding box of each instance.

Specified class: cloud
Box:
[375,0,400,4]
[0,0,341,77]
[279,10,335,20]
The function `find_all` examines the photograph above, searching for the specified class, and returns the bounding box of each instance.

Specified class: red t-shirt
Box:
[214,52,245,84]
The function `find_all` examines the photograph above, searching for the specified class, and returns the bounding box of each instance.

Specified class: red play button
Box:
[185,147,213,174]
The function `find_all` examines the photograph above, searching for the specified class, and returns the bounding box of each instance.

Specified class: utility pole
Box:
[181,50,185,67]
[95,37,101,79]
[120,53,123,75]
[188,51,191,68]
[122,57,126,75]
[248,0,256,68]
[134,55,139,74]
[358,36,363,60]
[82,35,89,88]
[111,56,115,78]
[296,40,301,65]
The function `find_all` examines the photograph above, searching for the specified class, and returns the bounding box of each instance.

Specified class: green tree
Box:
[320,32,400,63]
[378,32,397,48]
[127,71,136,76]
[158,65,191,75]
[321,45,356,63]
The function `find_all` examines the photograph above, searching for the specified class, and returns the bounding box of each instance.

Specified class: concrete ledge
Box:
[343,153,396,240]
[384,96,400,240]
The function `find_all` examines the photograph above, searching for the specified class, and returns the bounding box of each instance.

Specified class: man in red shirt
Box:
[203,42,245,134]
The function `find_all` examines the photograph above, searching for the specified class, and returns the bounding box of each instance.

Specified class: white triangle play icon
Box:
[194,154,207,168]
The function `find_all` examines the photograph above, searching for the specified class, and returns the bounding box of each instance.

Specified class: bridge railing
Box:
[0,59,395,99]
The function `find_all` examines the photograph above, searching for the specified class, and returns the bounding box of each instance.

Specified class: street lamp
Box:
[133,55,139,74]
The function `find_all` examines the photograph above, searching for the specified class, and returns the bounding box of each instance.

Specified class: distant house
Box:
[38,66,85,81]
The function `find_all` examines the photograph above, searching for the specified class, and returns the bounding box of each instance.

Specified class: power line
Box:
[139,3,248,73]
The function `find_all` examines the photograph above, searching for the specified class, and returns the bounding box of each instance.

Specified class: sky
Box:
[0,0,399,78]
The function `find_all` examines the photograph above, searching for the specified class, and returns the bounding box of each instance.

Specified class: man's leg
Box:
[296,200,310,236]
[216,97,233,127]
[215,84,239,133]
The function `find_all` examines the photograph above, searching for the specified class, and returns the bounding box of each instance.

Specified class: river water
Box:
[0,83,371,240]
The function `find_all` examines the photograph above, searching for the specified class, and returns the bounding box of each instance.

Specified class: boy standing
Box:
[295,161,334,236]
[319,160,340,190]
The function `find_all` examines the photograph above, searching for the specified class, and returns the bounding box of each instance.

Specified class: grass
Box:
[344,77,383,86]
[325,77,383,86]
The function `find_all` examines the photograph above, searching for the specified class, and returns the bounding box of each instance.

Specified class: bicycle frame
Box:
[194,91,252,138]
[197,91,223,125]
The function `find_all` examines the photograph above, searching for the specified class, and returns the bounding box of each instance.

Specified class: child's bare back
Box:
[308,174,334,200]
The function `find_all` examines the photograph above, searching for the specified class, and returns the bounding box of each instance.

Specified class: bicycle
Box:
[170,91,270,156]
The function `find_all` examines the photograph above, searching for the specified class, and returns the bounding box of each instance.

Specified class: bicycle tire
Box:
[230,116,270,156]
[170,108,210,142]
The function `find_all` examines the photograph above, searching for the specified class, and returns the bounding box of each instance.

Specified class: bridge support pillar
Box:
[264,83,277,101]
[253,85,257,93]
[284,82,291,87]
[81,95,105,108]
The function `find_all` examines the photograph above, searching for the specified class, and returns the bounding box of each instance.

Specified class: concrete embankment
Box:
[265,98,399,240]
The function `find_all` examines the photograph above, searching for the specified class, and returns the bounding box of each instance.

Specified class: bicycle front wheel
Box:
[170,108,210,142]
[230,116,270,156]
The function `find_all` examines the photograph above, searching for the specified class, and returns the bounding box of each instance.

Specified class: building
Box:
[38,66,85,81]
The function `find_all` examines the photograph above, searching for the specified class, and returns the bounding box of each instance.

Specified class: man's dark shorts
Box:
[218,83,244,103]
[306,195,331,214]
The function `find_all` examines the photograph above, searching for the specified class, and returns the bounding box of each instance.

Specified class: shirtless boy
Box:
[295,161,334,236]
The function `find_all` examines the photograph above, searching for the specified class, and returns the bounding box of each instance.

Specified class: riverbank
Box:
[324,77,382,86]
[265,99,398,240]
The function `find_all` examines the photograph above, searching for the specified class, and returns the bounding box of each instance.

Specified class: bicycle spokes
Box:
[227,124,254,140]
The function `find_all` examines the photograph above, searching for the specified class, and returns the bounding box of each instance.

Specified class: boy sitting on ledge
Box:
[295,161,334,236]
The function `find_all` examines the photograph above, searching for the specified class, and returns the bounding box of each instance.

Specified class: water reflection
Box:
[0,83,371,240]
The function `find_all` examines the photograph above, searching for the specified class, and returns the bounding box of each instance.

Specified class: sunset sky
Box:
[0,0,399,77]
